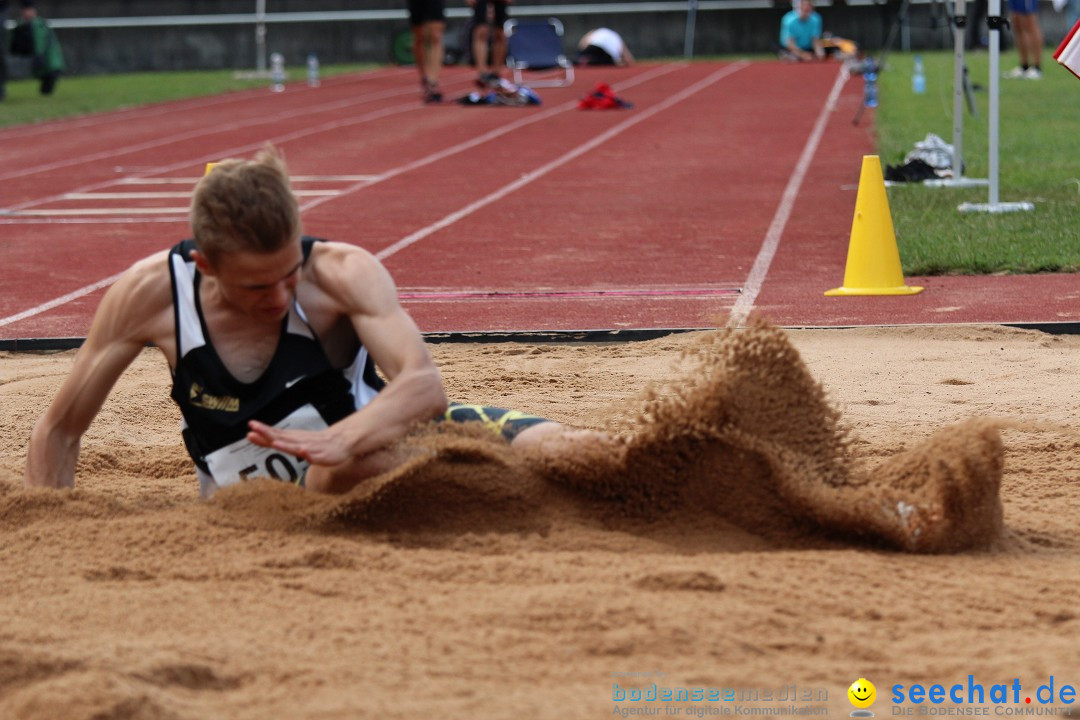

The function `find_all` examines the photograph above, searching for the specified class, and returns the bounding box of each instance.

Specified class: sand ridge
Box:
[1,324,1079,719]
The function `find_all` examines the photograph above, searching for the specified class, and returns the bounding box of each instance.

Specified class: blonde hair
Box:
[190,145,300,264]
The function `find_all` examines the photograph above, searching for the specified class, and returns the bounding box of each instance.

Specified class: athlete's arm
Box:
[24,253,173,488]
[246,243,447,468]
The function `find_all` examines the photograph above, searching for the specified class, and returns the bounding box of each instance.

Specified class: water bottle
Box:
[270,52,286,92]
[863,58,878,108]
[912,55,926,94]
[306,53,320,88]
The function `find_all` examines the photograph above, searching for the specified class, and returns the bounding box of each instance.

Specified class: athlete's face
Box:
[203,242,304,322]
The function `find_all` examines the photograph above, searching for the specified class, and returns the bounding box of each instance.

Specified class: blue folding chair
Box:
[504,18,575,88]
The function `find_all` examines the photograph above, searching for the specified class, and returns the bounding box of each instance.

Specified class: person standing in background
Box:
[468,0,509,87]
[9,0,65,95]
[0,1,8,100]
[408,0,446,102]
[1004,0,1044,78]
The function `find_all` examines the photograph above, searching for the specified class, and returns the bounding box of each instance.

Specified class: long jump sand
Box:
[1,323,1078,719]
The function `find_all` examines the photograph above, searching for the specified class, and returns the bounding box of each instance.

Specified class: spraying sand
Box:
[2,323,1079,719]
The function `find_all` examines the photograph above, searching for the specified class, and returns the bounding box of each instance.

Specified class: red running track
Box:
[2,61,1078,342]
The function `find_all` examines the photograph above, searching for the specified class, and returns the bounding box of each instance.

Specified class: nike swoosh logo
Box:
[284,375,306,389]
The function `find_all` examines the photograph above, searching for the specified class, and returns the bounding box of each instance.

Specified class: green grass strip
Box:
[0,64,377,128]
[875,50,1080,275]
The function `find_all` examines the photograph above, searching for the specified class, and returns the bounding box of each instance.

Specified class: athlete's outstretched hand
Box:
[247,420,352,467]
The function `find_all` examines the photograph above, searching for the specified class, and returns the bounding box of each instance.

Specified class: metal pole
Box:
[951,0,966,178]
[957,0,1032,212]
[684,0,698,59]
[988,0,1000,205]
[255,0,267,74]
[927,0,987,187]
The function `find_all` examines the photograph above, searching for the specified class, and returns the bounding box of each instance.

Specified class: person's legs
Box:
[412,24,428,86]
[414,21,445,102]
[39,72,58,96]
[491,26,507,76]
[1005,0,1043,76]
[1018,12,1043,73]
[490,1,509,76]
[424,21,445,90]
[472,22,491,78]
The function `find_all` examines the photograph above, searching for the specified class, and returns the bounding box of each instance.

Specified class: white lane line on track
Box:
[0,272,126,329]
[0,73,463,184]
[10,208,191,216]
[0,64,683,225]
[1,101,428,212]
[725,66,849,329]
[375,61,750,262]
[300,63,687,215]
[62,189,337,199]
[0,64,690,325]
[116,175,380,184]
[0,67,414,143]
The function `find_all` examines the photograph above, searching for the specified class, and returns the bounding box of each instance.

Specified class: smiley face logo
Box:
[848,678,876,709]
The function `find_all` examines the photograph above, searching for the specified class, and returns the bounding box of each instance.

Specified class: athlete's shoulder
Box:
[306,240,387,284]
[305,240,398,313]
[120,249,173,303]
[306,238,378,263]
[97,249,174,342]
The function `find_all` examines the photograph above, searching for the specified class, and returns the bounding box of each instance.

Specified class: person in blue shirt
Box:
[780,0,824,62]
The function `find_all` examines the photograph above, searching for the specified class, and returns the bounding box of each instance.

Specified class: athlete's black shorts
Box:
[574,45,617,66]
[409,0,446,27]
[441,402,552,442]
[472,0,509,27]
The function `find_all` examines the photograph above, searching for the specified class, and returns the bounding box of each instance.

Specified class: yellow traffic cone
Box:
[825,155,923,296]
[204,162,219,176]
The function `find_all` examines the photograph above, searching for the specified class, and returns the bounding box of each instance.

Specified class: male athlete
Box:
[23,146,1000,554]
[24,146,575,497]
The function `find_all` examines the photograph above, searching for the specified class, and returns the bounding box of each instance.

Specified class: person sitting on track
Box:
[23,145,601,498]
[779,0,825,62]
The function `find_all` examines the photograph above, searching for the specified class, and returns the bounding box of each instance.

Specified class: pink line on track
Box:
[398,288,741,300]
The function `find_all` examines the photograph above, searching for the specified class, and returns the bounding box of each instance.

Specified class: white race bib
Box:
[204,404,329,488]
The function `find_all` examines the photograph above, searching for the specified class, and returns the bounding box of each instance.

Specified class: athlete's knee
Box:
[305,452,396,494]
[510,420,568,451]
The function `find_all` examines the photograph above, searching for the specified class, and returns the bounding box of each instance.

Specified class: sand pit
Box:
[2,323,1079,719]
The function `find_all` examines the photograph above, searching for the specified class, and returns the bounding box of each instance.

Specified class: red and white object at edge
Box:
[1054,18,1080,81]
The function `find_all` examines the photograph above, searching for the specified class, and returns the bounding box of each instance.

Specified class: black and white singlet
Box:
[167,238,384,497]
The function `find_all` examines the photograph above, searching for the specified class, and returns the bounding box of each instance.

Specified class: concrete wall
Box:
[5,1,1073,75]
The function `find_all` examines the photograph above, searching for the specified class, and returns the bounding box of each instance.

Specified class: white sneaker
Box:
[1023,67,1043,79]
[1003,66,1026,78]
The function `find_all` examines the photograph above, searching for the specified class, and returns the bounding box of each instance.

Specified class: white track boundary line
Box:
[0,272,126,329]
[726,66,848,329]
[375,61,750,261]
[1,101,427,213]
[0,65,683,225]
[0,63,693,325]
[300,63,687,214]
[0,67,413,143]
[0,75,463,184]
